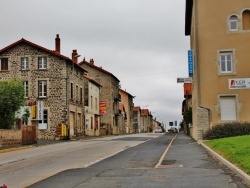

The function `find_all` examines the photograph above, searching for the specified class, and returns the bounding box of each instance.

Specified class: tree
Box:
[0,79,25,129]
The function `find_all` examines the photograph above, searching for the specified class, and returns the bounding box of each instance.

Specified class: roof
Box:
[0,38,87,73]
[119,88,134,98]
[185,0,193,36]
[79,60,120,82]
[0,38,70,60]
[132,106,141,112]
[141,109,149,116]
[84,75,102,88]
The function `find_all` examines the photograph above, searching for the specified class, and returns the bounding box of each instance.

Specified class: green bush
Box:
[203,121,250,140]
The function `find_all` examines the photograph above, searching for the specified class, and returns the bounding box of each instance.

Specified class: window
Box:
[70,82,74,100]
[95,98,97,110]
[220,96,237,121]
[76,85,79,102]
[38,57,47,69]
[24,81,28,98]
[38,80,47,97]
[91,116,93,129]
[220,51,233,73]
[91,96,93,108]
[242,10,250,30]
[38,109,48,129]
[21,57,29,70]
[229,15,238,31]
[80,87,83,103]
[0,58,8,71]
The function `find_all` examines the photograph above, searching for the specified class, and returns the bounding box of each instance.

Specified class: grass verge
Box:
[204,135,250,175]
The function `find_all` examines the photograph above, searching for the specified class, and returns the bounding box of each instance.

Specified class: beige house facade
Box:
[119,89,135,133]
[185,0,250,140]
[84,76,101,136]
[0,35,87,139]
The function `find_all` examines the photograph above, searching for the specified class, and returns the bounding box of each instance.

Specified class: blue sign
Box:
[188,50,193,77]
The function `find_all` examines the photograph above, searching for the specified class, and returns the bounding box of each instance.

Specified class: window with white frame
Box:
[220,96,237,121]
[24,81,28,98]
[229,15,238,31]
[38,80,47,97]
[219,51,233,73]
[38,109,48,129]
[0,58,8,71]
[21,57,29,70]
[38,57,47,69]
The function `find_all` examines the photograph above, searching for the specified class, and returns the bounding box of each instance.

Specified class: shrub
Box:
[203,121,250,140]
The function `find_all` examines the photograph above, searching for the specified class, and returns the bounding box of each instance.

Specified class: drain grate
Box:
[161,159,176,165]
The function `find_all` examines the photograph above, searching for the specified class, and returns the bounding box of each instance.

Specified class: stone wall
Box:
[197,108,210,140]
[0,129,22,147]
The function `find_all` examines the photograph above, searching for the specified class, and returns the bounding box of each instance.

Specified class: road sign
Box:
[177,77,192,83]
[188,50,194,77]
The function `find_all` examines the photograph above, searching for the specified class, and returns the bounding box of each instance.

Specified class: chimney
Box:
[90,58,94,64]
[55,34,60,53]
[72,49,80,64]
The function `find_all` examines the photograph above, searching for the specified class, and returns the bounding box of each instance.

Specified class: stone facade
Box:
[0,35,87,140]
[79,60,120,135]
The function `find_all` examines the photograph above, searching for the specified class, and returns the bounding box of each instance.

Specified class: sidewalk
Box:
[160,132,250,187]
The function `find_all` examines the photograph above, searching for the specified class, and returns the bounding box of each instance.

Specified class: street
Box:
[0,133,248,188]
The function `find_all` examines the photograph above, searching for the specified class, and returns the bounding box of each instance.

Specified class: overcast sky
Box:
[1,0,190,127]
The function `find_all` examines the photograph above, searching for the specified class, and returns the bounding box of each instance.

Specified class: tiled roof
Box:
[141,109,149,115]
[84,75,102,88]
[132,106,141,111]
[79,60,120,82]
[0,38,70,59]
[0,38,87,73]
[119,88,134,98]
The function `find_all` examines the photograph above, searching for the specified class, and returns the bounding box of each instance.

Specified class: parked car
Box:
[155,127,163,133]
[168,127,178,133]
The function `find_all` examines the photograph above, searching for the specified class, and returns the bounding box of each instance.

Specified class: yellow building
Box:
[185,0,250,140]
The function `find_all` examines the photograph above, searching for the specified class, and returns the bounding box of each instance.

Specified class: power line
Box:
[119,69,186,78]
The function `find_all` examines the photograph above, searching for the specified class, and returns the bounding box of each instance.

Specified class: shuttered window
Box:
[220,96,236,121]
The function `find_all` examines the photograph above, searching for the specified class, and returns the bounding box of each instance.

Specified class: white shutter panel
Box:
[220,97,236,121]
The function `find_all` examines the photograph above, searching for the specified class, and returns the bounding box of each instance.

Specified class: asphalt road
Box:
[29,133,248,188]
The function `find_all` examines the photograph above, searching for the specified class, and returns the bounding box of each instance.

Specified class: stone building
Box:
[79,59,121,135]
[140,109,151,132]
[185,0,250,140]
[132,106,141,133]
[0,35,87,139]
[119,89,135,133]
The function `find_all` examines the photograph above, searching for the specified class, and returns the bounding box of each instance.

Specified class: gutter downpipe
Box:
[195,0,211,137]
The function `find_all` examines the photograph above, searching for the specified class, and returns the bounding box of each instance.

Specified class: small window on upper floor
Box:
[242,10,250,30]
[38,57,47,69]
[21,57,29,70]
[229,15,238,31]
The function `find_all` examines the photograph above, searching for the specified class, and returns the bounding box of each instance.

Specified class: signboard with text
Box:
[99,101,107,115]
[37,101,44,120]
[188,50,194,77]
[229,78,250,89]
[177,77,192,83]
